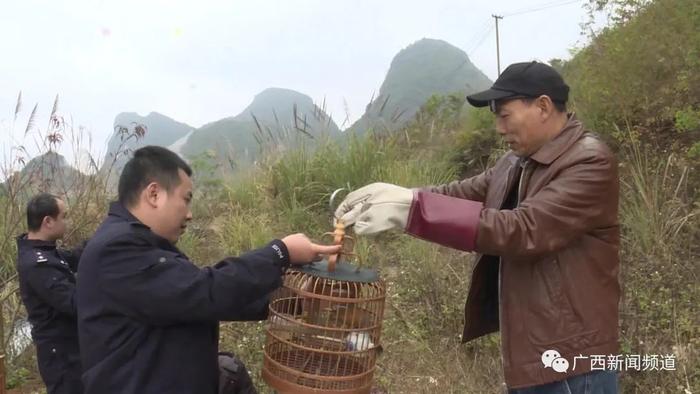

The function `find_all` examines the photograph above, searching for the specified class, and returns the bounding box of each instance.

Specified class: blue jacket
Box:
[77,202,289,393]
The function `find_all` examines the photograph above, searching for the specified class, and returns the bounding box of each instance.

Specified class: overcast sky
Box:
[0,0,604,166]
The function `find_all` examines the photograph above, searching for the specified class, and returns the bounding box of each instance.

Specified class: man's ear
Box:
[143,182,161,208]
[42,215,53,229]
[536,95,555,119]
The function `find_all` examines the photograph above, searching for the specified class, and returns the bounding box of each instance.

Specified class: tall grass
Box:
[222,112,698,392]
[0,94,142,388]
[207,100,699,393]
[617,133,699,393]
[1,93,697,393]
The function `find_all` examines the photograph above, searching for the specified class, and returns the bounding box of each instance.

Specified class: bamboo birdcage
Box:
[262,219,386,394]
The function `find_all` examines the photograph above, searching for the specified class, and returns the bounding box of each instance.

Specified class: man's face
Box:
[154,169,193,243]
[46,198,68,241]
[494,98,547,157]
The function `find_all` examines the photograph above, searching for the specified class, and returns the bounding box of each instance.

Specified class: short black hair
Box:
[118,146,193,207]
[522,96,567,113]
[27,193,60,232]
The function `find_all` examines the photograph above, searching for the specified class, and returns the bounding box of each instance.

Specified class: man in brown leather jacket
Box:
[335,62,620,393]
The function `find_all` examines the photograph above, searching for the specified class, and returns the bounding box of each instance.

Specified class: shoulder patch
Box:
[35,251,47,263]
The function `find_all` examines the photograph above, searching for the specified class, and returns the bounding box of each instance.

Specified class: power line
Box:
[489,0,583,76]
[467,24,494,55]
[456,0,583,78]
[464,18,492,48]
[447,19,493,74]
[502,0,582,18]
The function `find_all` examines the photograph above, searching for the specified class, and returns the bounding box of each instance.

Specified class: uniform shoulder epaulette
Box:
[35,251,48,263]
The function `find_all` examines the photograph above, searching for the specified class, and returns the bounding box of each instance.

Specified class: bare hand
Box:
[281,233,341,265]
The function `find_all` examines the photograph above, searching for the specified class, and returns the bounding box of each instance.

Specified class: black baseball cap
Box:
[467,61,569,109]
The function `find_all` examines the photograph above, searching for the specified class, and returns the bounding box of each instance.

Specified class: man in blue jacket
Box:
[16,193,84,394]
[77,145,339,393]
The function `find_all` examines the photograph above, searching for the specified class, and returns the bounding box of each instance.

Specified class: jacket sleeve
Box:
[97,235,289,326]
[231,294,271,321]
[406,148,617,257]
[425,166,494,202]
[22,263,77,316]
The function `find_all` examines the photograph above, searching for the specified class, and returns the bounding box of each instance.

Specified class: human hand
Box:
[281,233,342,265]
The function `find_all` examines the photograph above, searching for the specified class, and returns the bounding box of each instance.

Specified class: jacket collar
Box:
[16,233,57,250]
[527,113,585,165]
[108,202,179,252]
[108,201,148,228]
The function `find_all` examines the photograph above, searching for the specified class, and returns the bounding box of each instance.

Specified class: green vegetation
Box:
[181,88,341,171]
[110,111,193,149]
[1,0,698,392]
[101,111,194,175]
[563,0,700,149]
[347,38,492,135]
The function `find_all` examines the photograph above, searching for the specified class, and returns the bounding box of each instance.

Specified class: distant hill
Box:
[1,151,84,198]
[100,112,194,175]
[347,38,492,134]
[180,88,340,168]
[99,39,492,171]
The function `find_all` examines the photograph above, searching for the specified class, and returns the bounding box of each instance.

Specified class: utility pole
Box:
[492,14,503,75]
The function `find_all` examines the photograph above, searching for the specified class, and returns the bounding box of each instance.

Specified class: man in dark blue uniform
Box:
[16,193,84,394]
[77,146,339,393]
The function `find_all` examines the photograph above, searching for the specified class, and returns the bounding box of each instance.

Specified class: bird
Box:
[345,331,375,351]
[301,276,361,327]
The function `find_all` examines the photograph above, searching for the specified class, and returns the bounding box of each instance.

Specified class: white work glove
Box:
[334,182,414,235]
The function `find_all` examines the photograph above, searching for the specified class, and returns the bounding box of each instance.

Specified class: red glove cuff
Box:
[405,190,483,252]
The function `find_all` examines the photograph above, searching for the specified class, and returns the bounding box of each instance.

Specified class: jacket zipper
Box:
[499,159,528,376]
[517,160,528,204]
